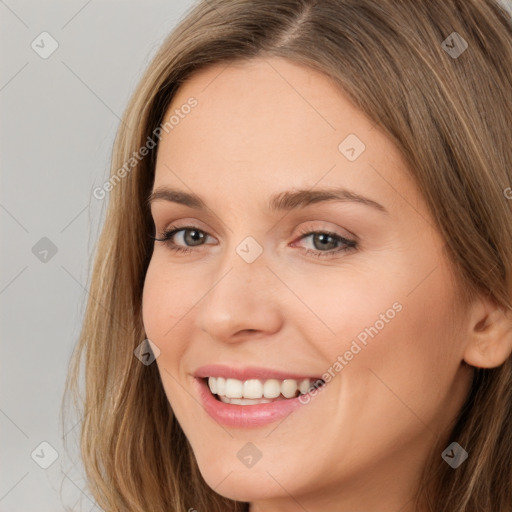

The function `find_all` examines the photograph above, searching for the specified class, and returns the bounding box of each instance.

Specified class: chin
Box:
[199,465,282,502]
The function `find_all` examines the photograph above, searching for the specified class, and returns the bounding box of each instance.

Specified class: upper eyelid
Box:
[152,218,208,238]
[150,206,359,241]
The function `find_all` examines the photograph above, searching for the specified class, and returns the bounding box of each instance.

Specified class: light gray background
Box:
[1,1,511,511]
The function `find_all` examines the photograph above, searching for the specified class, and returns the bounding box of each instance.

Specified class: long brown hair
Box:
[63,1,512,510]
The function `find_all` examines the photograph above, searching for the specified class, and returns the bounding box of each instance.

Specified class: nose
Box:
[195,249,283,344]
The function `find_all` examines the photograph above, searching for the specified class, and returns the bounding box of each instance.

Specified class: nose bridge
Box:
[195,235,283,340]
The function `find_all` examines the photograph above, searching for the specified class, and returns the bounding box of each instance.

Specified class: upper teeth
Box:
[207,376,322,399]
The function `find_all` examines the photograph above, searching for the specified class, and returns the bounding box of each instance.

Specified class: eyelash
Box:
[151,224,357,259]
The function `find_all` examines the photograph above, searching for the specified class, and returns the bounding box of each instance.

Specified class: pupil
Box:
[315,233,335,250]
[187,230,204,246]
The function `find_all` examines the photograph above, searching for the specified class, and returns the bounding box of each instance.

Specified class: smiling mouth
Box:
[204,376,326,405]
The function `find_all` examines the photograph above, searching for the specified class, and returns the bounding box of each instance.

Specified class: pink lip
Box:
[193,365,326,429]
[193,364,323,381]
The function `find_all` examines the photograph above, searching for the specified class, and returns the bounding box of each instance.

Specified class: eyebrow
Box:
[146,186,388,214]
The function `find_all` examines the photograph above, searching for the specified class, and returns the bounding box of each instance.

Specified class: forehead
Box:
[153,57,422,216]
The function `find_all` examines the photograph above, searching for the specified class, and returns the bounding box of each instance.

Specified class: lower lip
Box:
[195,377,323,428]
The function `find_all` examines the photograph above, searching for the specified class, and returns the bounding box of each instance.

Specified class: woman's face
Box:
[142,57,474,511]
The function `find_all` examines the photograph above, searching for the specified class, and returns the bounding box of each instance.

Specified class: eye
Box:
[150,224,358,259]
[150,224,214,254]
[293,227,357,259]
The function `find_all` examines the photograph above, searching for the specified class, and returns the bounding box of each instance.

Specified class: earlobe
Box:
[463,298,512,369]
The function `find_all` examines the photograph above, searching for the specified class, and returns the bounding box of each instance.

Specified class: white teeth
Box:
[243,379,263,399]
[281,379,298,398]
[216,377,226,396]
[225,378,243,398]
[263,379,281,398]
[219,396,273,405]
[208,377,217,395]
[207,376,323,400]
[299,379,311,394]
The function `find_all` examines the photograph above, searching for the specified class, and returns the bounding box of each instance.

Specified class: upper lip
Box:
[193,364,324,381]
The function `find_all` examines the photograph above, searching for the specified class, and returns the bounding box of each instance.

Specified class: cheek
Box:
[335,258,465,438]
[141,260,165,341]
[142,256,195,342]
[309,246,465,432]
[141,256,213,406]
[141,258,191,395]
[141,258,199,418]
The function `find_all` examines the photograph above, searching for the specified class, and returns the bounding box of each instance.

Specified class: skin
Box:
[141,57,505,512]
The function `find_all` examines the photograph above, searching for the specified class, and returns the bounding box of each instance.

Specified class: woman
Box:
[64,0,512,510]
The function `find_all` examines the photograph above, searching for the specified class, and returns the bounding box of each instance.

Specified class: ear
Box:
[463,294,512,369]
